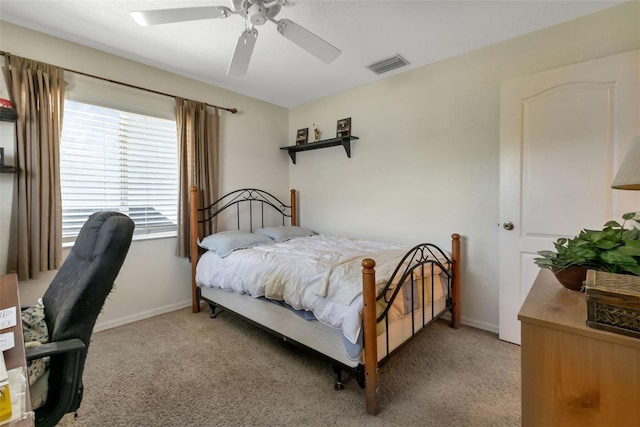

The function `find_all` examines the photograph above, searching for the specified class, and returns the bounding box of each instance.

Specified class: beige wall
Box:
[288,3,640,332]
[1,3,638,334]
[0,21,289,330]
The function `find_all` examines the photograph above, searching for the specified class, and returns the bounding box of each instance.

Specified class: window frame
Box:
[61,73,178,243]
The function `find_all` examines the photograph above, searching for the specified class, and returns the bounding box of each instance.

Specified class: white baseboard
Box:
[439,312,499,335]
[93,301,500,337]
[461,316,498,334]
[93,300,191,333]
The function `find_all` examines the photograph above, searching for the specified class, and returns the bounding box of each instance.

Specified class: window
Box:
[60,100,178,241]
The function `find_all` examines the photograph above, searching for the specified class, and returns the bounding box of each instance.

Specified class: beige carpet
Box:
[58,308,520,426]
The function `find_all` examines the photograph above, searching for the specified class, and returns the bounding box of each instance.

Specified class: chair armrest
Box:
[25,338,87,425]
[25,338,86,362]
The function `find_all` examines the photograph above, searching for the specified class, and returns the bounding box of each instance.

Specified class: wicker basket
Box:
[584,270,640,338]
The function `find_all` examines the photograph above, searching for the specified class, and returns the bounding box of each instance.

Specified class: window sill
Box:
[133,231,177,242]
[62,232,176,248]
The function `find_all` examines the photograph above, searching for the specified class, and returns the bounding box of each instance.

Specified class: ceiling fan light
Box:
[227,28,259,76]
[277,19,341,64]
[131,11,151,26]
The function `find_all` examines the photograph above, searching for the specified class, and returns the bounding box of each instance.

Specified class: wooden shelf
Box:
[1,165,17,174]
[0,107,17,122]
[280,135,359,164]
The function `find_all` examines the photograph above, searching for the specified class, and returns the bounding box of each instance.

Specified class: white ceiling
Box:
[0,0,625,108]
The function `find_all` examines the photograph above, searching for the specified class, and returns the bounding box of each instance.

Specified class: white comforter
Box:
[195,235,407,344]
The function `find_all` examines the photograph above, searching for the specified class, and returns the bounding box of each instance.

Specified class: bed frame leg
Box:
[332,365,345,391]
[209,303,218,318]
[356,364,365,389]
[451,233,461,329]
[362,258,380,415]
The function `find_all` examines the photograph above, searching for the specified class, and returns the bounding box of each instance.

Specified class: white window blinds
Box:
[60,100,178,241]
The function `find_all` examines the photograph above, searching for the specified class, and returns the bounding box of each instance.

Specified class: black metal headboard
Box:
[198,188,294,235]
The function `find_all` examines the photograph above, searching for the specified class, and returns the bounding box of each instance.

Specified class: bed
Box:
[188,187,461,414]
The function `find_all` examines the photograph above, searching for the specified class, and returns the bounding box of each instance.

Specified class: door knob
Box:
[503,221,514,231]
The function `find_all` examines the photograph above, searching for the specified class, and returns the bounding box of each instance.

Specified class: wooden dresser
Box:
[518,269,640,426]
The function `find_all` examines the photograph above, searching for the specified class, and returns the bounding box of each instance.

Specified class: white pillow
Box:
[255,226,317,243]
[197,231,273,257]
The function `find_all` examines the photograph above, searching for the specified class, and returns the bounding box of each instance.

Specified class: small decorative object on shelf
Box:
[296,128,308,145]
[336,117,351,138]
[313,123,320,141]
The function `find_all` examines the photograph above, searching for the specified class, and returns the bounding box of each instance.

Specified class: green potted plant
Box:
[534,212,640,290]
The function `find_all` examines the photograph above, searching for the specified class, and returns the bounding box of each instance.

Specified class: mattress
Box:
[195,235,449,354]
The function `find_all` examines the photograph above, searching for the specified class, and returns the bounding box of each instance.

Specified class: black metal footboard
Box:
[375,243,454,365]
[360,234,460,414]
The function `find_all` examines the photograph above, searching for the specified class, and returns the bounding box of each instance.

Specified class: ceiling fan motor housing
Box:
[235,0,282,26]
[248,3,267,25]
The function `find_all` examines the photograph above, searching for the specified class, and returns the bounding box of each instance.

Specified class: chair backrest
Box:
[43,211,135,347]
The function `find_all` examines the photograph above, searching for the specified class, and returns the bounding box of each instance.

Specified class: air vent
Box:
[366,55,409,75]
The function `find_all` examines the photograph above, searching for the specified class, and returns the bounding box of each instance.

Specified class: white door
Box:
[499,50,640,344]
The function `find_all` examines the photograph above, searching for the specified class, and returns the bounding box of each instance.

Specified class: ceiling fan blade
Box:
[227,28,259,76]
[131,6,232,26]
[276,19,341,64]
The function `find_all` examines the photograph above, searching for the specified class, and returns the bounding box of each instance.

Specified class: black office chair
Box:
[24,211,134,427]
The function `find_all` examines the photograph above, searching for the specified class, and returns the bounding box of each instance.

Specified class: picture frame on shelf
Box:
[336,118,351,138]
[296,128,308,145]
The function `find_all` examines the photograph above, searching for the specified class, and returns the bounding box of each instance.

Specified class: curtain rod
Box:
[0,50,238,114]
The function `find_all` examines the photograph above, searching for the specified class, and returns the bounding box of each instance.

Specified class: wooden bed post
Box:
[451,233,461,328]
[290,189,297,226]
[361,258,380,415]
[190,186,200,313]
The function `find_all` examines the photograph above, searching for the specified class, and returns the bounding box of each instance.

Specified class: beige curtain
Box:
[3,55,64,280]
[175,97,219,257]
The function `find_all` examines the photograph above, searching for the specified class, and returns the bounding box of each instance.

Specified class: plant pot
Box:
[551,266,588,292]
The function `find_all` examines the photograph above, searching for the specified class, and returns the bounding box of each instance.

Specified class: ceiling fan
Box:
[131,0,341,76]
